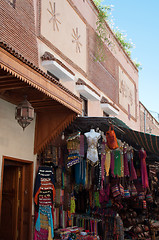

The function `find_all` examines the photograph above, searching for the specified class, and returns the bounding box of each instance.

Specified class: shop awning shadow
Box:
[65,116,159,158]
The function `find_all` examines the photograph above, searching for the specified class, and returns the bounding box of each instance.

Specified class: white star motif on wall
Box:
[47,1,61,31]
[72,28,82,53]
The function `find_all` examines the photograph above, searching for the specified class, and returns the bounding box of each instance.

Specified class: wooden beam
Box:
[34,105,64,110]
[0,75,13,79]
[0,79,18,83]
[0,85,30,91]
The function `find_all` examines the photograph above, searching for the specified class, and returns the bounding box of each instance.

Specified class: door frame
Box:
[0,156,34,238]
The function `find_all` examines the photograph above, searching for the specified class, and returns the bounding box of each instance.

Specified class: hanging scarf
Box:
[130,151,137,181]
[101,153,106,180]
[110,151,115,177]
[70,196,76,214]
[120,150,124,177]
[80,135,85,157]
[139,149,149,188]
[105,146,111,176]
[35,206,54,238]
[123,148,130,176]
[114,150,121,177]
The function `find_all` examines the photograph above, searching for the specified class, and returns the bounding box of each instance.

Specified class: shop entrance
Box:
[0,157,33,240]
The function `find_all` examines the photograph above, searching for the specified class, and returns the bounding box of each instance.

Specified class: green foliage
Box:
[133,59,142,70]
[114,29,134,57]
[93,0,142,70]
[93,0,113,61]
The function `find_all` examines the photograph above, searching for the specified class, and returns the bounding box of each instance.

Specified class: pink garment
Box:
[123,148,130,176]
[139,149,149,188]
[34,228,48,240]
[130,157,137,181]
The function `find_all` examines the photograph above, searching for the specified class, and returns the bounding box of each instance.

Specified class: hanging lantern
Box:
[15,96,34,130]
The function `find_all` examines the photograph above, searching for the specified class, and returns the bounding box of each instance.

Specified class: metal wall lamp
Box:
[15,96,34,130]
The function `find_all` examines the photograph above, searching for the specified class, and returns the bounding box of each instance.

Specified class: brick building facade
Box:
[0,0,38,65]
[139,101,159,135]
[0,0,158,239]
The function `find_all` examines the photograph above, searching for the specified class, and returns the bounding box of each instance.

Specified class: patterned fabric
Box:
[124,189,130,198]
[35,206,54,238]
[120,152,124,177]
[67,153,80,168]
[112,184,120,198]
[119,184,124,197]
[116,215,124,240]
[34,166,55,240]
[34,228,48,240]
[34,166,55,206]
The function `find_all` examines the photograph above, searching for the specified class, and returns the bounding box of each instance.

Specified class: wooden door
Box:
[0,158,33,240]
[0,165,21,240]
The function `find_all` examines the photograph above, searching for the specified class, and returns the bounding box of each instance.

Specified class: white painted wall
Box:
[0,99,37,189]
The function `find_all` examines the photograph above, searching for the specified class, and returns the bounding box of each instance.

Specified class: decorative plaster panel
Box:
[41,0,87,72]
[119,67,136,119]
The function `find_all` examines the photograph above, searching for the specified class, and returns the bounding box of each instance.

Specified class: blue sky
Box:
[102,0,159,120]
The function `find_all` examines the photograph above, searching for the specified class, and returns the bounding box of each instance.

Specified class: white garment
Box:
[84,129,101,164]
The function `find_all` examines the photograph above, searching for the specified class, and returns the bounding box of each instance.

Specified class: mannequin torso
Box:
[84,129,101,164]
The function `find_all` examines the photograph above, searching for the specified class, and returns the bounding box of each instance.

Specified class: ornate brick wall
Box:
[87,25,119,104]
[0,0,38,65]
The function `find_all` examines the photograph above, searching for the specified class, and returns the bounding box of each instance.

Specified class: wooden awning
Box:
[0,46,82,114]
[0,43,82,153]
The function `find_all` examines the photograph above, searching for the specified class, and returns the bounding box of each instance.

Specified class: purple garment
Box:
[110,151,115,177]
[124,149,130,176]
[101,153,106,181]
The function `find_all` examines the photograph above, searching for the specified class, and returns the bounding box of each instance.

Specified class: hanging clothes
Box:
[101,140,106,180]
[34,166,56,206]
[139,149,149,188]
[105,146,111,177]
[123,148,130,176]
[84,129,101,165]
[110,151,115,177]
[120,150,124,178]
[129,150,137,181]
[75,159,86,185]
[114,150,121,177]
[35,206,54,239]
[33,166,55,240]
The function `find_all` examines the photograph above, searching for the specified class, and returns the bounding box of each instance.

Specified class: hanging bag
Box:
[111,184,120,198]
[106,125,119,150]
[146,188,153,203]
[119,183,125,197]
[130,182,138,197]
